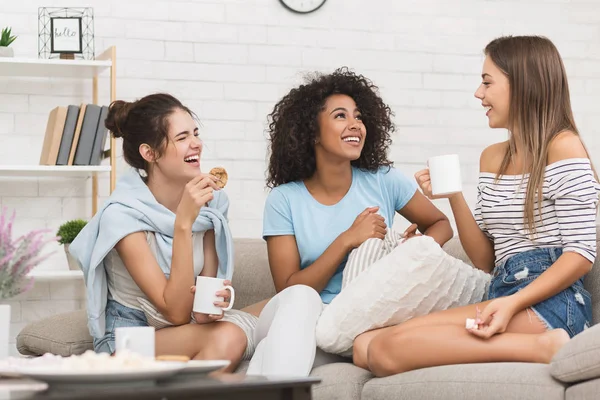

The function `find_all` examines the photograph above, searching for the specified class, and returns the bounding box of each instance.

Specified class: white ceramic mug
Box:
[427,154,463,196]
[193,276,235,315]
[115,326,155,358]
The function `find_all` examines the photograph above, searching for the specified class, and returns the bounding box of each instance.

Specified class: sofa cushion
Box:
[237,360,369,400]
[362,362,565,400]
[565,378,600,400]
[231,239,276,309]
[17,310,93,357]
[311,363,372,400]
[550,323,600,383]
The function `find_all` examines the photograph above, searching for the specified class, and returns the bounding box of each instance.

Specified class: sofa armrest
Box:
[550,324,600,383]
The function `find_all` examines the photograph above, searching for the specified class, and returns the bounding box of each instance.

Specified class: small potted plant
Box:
[0,27,17,58]
[56,219,87,271]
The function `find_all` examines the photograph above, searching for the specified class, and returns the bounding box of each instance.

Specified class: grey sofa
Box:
[17,236,600,400]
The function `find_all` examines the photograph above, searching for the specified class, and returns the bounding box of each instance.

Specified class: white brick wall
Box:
[0,0,599,355]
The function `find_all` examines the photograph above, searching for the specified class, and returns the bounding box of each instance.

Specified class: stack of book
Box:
[39,104,110,166]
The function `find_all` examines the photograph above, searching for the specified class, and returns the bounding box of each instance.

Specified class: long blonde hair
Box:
[484,35,592,235]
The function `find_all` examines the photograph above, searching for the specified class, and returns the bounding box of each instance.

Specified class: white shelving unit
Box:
[0,57,111,78]
[0,165,111,177]
[28,270,83,282]
[0,47,117,280]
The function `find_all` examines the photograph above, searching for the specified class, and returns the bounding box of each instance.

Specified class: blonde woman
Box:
[353,35,599,376]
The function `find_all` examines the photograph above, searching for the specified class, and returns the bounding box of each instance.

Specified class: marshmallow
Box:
[465,318,478,330]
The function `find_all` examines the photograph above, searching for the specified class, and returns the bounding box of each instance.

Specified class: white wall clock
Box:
[279,0,327,14]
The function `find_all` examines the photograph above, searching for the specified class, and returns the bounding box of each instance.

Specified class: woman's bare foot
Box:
[537,329,570,363]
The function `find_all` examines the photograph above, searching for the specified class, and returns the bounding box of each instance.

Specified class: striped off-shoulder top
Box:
[474,158,600,266]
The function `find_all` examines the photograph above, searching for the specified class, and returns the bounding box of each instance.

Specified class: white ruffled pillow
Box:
[315,235,490,355]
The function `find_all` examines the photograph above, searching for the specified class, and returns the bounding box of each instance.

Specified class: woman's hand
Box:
[176,174,221,228]
[414,169,459,200]
[189,280,232,324]
[468,296,520,339]
[343,207,387,249]
[400,223,422,243]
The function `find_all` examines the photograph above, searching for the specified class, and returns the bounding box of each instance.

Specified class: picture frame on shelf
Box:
[38,7,94,60]
[50,17,82,56]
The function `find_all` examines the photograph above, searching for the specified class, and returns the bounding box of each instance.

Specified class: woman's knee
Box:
[208,322,248,361]
[279,284,322,309]
[352,334,370,369]
[367,332,407,377]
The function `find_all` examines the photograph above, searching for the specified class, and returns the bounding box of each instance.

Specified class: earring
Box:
[138,169,148,178]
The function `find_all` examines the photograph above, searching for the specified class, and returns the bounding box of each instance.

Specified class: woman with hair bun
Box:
[70,93,323,376]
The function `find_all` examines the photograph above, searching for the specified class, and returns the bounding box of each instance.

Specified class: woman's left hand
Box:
[401,223,422,243]
[189,279,232,324]
[213,279,233,309]
[468,296,520,339]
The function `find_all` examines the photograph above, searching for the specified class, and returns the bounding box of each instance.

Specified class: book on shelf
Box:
[39,103,110,167]
[39,106,68,165]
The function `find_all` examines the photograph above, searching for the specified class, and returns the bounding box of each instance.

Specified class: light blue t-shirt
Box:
[262,166,418,303]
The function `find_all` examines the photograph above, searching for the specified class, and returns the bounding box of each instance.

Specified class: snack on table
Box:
[4,349,160,372]
[209,167,228,189]
[156,355,190,362]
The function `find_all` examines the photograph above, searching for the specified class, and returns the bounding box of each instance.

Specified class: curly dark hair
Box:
[266,67,394,188]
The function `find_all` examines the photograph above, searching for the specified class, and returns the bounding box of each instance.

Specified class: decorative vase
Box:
[64,244,80,271]
[0,47,14,57]
[0,305,10,360]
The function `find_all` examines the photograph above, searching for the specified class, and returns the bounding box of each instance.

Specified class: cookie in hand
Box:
[209,167,228,189]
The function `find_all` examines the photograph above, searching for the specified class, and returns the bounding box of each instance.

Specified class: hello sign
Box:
[38,7,94,60]
[50,17,82,54]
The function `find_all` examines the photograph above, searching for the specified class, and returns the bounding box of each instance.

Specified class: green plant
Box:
[0,27,17,47]
[56,219,87,245]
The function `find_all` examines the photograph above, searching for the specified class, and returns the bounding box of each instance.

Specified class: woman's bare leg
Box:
[353,300,495,369]
[156,321,247,372]
[367,320,569,376]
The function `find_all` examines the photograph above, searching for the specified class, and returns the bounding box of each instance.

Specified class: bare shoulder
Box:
[547,131,589,164]
[479,141,508,173]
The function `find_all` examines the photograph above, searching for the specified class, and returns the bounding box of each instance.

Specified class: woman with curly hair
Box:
[262,67,454,363]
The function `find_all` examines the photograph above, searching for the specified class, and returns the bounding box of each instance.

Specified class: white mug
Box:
[115,326,155,358]
[427,154,463,196]
[193,276,235,315]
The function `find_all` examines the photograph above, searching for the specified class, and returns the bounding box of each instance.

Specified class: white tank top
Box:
[105,231,206,310]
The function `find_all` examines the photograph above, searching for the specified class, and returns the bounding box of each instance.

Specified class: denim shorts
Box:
[94,299,149,354]
[488,247,592,338]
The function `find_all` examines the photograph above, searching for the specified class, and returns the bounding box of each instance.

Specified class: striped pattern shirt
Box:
[474,158,600,266]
